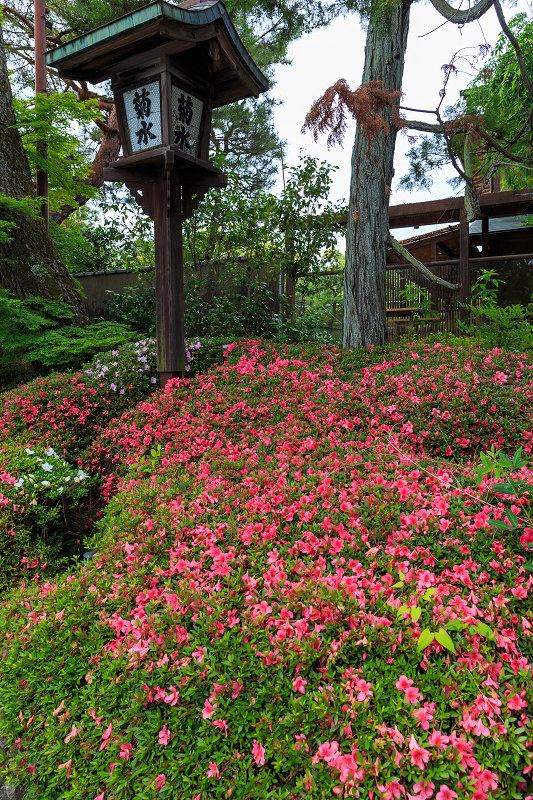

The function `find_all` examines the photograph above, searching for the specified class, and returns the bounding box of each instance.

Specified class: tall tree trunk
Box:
[343,1,411,348]
[0,24,85,317]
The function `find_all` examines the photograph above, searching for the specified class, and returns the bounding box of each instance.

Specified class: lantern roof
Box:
[45,0,269,106]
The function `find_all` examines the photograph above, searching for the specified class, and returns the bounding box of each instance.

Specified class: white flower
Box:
[45,447,58,458]
[41,463,53,472]
[77,470,88,480]
[25,448,35,455]
[41,480,51,488]
[14,478,24,488]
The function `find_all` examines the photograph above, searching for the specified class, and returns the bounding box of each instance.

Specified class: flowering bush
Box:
[0,339,532,799]
[82,336,230,396]
[2,445,90,530]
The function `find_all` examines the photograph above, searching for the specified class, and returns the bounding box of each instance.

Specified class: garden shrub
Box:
[0,289,137,388]
[0,444,91,591]
[462,269,533,352]
[0,340,532,799]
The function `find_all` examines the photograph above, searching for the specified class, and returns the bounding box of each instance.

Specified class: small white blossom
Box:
[41,463,53,472]
[25,448,35,455]
[41,480,51,488]
[14,478,24,488]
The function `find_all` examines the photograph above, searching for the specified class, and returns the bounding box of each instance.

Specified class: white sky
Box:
[270,0,532,244]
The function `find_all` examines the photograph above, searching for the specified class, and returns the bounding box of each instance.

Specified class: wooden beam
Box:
[103,167,156,183]
[154,171,185,385]
[334,190,533,230]
[459,209,470,307]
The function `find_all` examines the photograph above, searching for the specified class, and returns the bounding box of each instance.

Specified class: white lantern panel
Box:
[171,85,203,157]
[123,80,162,152]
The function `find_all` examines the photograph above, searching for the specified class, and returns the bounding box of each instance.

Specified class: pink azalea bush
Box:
[0,338,532,799]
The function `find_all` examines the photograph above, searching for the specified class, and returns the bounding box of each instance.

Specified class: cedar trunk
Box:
[343,1,411,348]
[0,25,85,316]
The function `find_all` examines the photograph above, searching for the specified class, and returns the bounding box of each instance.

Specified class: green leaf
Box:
[499,453,513,468]
[491,519,514,531]
[416,628,434,652]
[474,621,496,641]
[492,483,518,495]
[435,629,456,653]
[410,607,422,623]
[512,447,524,467]
[506,510,519,527]
[446,618,466,632]
[421,587,437,601]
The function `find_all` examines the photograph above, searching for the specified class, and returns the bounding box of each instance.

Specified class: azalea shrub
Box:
[0,339,532,799]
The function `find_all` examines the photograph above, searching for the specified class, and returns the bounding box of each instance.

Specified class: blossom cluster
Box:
[0,339,532,800]
[83,338,202,395]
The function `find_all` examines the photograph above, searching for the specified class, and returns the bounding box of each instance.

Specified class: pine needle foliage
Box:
[303,79,404,149]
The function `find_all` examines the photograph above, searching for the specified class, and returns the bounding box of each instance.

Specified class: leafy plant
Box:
[14,92,101,212]
[2,445,90,533]
[476,445,533,570]
[0,191,40,243]
[0,289,137,386]
[462,269,533,350]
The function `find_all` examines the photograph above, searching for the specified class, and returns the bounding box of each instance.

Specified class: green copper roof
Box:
[45,0,268,97]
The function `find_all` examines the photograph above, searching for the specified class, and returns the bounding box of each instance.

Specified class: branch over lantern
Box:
[46,0,269,386]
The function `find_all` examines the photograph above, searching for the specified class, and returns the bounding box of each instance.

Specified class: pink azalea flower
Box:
[64,723,79,744]
[207,762,220,779]
[119,743,133,760]
[435,787,458,800]
[292,676,307,694]
[252,740,266,765]
[396,676,414,691]
[158,725,171,746]
[155,774,166,791]
[412,780,435,799]
[202,699,217,719]
[164,685,179,705]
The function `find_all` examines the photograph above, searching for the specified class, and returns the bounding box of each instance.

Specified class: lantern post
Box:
[46,0,268,388]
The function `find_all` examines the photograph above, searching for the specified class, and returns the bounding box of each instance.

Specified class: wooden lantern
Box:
[46,0,269,386]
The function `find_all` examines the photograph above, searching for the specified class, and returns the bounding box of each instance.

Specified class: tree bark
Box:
[343,1,411,348]
[0,24,85,317]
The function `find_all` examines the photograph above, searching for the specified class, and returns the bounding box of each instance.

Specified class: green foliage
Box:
[48,0,149,36]
[0,191,40,243]
[185,154,344,333]
[106,279,156,336]
[51,216,144,274]
[13,92,101,211]
[0,290,137,386]
[0,339,532,797]
[211,99,281,192]
[463,13,533,190]
[475,446,533,569]
[401,14,533,194]
[461,269,533,350]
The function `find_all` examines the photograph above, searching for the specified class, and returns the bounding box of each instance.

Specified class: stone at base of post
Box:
[159,371,182,390]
